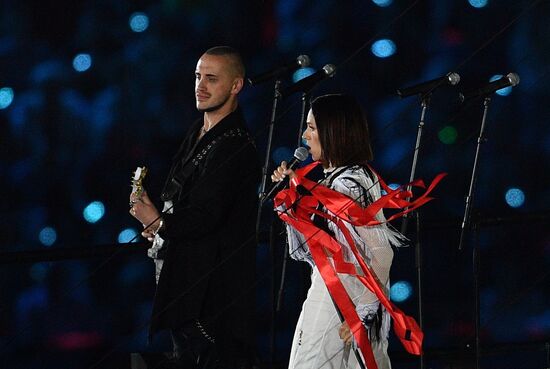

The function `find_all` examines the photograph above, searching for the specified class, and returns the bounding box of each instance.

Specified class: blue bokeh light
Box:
[0,87,14,109]
[489,74,512,96]
[118,228,139,243]
[292,67,315,83]
[505,188,525,208]
[371,39,396,58]
[381,183,400,196]
[129,12,149,33]
[390,280,413,302]
[372,0,393,7]
[83,201,105,223]
[468,0,488,8]
[38,227,57,247]
[72,53,92,72]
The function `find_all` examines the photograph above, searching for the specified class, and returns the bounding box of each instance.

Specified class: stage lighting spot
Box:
[489,74,513,96]
[381,183,400,196]
[372,0,393,7]
[83,201,105,223]
[118,228,138,243]
[468,0,488,8]
[39,227,57,246]
[72,53,92,72]
[292,67,315,83]
[371,39,396,58]
[390,280,412,302]
[129,12,149,33]
[0,87,14,109]
[438,126,458,144]
[505,188,525,208]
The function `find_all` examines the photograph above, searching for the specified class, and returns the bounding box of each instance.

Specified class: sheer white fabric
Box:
[288,268,391,369]
[147,200,173,284]
[285,165,403,369]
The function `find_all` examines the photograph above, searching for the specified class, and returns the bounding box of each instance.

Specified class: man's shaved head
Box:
[204,46,245,79]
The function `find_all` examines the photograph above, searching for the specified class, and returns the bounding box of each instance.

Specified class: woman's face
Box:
[302,109,322,162]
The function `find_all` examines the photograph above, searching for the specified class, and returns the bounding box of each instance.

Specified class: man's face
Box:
[195,54,237,112]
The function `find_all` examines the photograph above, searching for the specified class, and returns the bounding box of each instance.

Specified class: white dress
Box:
[285,165,404,369]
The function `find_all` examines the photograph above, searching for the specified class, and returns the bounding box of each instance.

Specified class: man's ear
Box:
[231,78,244,95]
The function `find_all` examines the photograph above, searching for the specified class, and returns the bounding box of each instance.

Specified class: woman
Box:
[272,94,404,369]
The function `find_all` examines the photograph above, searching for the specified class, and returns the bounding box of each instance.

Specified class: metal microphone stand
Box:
[459,96,492,369]
[331,297,367,369]
[296,92,310,147]
[254,80,282,369]
[275,91,310,313]
[257,80,282,231]
[401,93,431,369]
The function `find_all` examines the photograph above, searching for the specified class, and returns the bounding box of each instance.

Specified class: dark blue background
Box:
[0,0,548,368]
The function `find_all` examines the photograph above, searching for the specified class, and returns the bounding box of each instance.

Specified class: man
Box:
[130,46,259,369]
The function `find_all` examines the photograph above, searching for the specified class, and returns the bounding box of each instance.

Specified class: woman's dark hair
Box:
[310,93,374,167]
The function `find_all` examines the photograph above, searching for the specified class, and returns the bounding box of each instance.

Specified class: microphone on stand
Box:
[247,55,311,85]
[459,73,520,102]
[280,64,336,98]
[398,73,460,236]
[397,72,461,98]
[262,147,309,201]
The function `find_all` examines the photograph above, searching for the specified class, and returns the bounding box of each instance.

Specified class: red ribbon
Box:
[274,162,446,368]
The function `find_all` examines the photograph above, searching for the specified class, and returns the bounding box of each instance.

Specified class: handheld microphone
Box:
[263,147,309,201]
[397,72,461,98]
[280,64,336,98]
[247,55,311,85]
[459,73,520,102]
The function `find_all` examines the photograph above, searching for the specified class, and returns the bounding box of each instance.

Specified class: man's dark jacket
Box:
[150,107,259,357]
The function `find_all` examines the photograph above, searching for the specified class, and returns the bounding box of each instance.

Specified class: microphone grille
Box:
[506,72,520,86]
[447,72,461,85]
[294,147,309,161]
[322,64,336,77]
[297,55,311,67]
